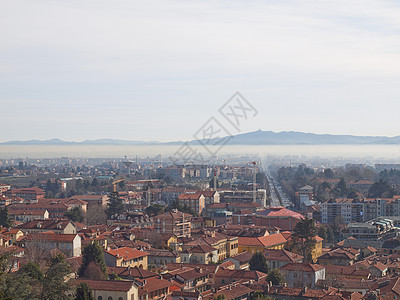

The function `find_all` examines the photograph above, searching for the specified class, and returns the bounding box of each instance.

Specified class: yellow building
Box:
[104,247,148,269]
[238,233,288,254]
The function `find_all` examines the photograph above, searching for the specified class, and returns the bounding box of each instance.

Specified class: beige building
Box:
[73,279,138,300]
[104,247,148,269]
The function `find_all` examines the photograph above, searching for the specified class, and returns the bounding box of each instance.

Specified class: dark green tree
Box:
[75,282,94,300]
[323,168,334,178]
[41,254,71,300]
[292,216,317,262]
[65,206,84,223]
[249,252,269,273]
[0,207,12,228]
[78,241,107,279]
[335,178,348,197]
[145,204,164,216]
[105,192,124,219]
[21,261,44,282]
[317,225,327,241]
[368,179,395,198]
[266,268,285,286]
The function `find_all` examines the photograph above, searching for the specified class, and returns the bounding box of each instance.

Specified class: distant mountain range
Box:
[3,130,400,145]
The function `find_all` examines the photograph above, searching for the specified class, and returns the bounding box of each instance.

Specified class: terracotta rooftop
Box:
[106,247,148,261]
[280,262,324,273]
[73,279,136,292]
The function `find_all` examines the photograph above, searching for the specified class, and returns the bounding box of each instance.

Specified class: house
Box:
[238,233,288,253]
[263,249,304,269]
[104,247,149,269]
[107,266,159,281]
[279,263,325,288]
[16,219,77,234]
[198,191,220,205]
[147,249,181,268]
[4,187,45,202]
[154,209,192,238]
[72,279,138,300]
[163,263,218,293]
[138,277,174,300]
[204,283,253,300]
[171,266,213,292]
[214,268,268,288]
[182,231,238,261]
[69,194,108,208]
[324,265,371,281]
[8,201,70,219]
[224,251,254,270]
[318,248,357,266]
[24,232,81,257]
[8,208,49,222]
[181,244,218,264]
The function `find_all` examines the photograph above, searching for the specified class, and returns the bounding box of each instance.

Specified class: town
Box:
[1,156,400,299]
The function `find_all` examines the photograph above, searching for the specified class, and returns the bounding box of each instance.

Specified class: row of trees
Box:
[0,240,108,299]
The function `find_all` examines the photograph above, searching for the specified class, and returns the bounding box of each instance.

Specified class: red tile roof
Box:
[73,279,136,292]
[106,247,148,261]
[280,262,324,272]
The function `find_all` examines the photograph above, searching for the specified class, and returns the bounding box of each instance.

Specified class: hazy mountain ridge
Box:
[2,130,400,145]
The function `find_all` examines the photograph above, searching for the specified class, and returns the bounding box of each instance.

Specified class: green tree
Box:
[0,207,12,228]
[75,282,94,300]
[326,225,334,243]
[317,225,327,241]
[105,192,124,219]
[41,254,71,300]
[292,216,317,262]
[65,206,84,223]
[249,252,269,273]
[323,168,334,178]
[368,179,395,198]
[78,241,107,279]
[21,261,44,282]
[335,178,348,197]
[145,204,164,216]
[266,268,285,286]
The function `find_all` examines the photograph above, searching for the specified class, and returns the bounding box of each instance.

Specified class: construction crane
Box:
[112,179,125,193]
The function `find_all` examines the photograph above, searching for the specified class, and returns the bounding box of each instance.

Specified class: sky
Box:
[1,0,400,142]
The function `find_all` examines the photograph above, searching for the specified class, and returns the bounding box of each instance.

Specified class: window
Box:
[98,297,102,300]
[108,297,113,300]
[118,298,123,300]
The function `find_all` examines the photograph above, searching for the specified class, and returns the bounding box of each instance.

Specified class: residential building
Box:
[263,249,303,269]
[8,208,49,222]
[279,263,325,288]
[24,232,81,257]
[178,192,205,215]
[320,198,364,224]
[72,279,138,300]
[147,249,181,268]
[4,188,45,202]
[181,244,218,264]
[16,219,77,234]
[154,210,191,238]
[104,247,149,269]
[238,233,288,253]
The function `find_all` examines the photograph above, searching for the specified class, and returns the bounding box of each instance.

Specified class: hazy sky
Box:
[1,0,400,142]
